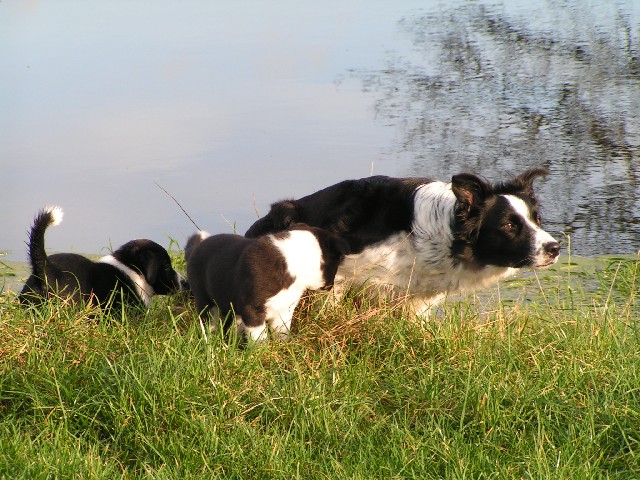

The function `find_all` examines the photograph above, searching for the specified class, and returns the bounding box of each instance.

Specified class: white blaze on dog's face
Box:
[472,194,561,269]
[502,195,560,267]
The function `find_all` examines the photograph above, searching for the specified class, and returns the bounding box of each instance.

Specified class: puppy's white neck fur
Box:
[98,254,154,306]
[259,230,325,340]
[269,230,325,290]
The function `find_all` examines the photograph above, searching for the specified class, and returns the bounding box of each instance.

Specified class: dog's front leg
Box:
[268,313,293,341]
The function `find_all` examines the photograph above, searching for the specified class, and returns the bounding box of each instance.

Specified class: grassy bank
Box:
[0,252,638,479]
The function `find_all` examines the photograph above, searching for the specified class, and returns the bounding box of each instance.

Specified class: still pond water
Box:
[2,0,639,267]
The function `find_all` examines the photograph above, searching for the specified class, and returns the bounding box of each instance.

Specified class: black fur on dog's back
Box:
[245,176,430,254]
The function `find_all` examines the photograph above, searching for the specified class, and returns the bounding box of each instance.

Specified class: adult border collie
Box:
[19,206,188,310]
[185,225,349,341]
[245,168,561,314]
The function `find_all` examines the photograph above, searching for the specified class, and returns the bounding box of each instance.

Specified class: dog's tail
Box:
[26,206,64,283]
[184,230,210,263]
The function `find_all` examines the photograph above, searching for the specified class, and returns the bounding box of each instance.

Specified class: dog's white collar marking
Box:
[97,254,154,306]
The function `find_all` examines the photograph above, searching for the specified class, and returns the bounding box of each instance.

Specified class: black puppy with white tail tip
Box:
[19,206,188,310]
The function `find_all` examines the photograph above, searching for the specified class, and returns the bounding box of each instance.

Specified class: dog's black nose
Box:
[544,241,561,258]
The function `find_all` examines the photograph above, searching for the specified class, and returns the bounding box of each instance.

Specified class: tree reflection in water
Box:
[350,1,639,256]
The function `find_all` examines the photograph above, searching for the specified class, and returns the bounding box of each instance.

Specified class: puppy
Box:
[246,168,561,314]
[19,206,188,310]
[184,225,349,341]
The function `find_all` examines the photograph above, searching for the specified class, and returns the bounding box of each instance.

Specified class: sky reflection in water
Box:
[1,0,638,262]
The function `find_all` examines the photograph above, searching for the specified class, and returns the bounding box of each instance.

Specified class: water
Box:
[354,0,640,255]
[1,0,638,266]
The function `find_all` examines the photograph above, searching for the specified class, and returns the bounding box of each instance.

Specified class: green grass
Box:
[0,250,639,479]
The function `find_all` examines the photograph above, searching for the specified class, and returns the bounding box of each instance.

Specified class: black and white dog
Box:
[19,206,188,309]
[245,168,561,314]
[184,225,349,341]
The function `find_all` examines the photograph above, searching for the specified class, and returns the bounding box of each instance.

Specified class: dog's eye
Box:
[534,213,542,225]
[502,222,516,232]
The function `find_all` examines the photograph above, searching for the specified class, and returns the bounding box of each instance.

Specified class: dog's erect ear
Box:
[513,167,549,195]
[451,173,490,211]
